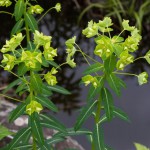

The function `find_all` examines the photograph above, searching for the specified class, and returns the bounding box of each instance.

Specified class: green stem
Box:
[0,11,13,16]
[0,94,24,102]
[24,1,30,43]
[113,71,138,77]
[38,7,54,22]
[134,56,144,62]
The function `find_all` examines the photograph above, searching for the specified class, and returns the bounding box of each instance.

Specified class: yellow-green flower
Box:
[82,75,99,88]
[34,30,52,46]
[28,5,44,14]
[21,51,42,69]
[0,0,12,7]
[138,72,148,85]
[1,54,16,71]
[26,101,43,115]
[55,3,61,12]
[43,44,57,61]
[1,33,24,53]
[44,72,57,86]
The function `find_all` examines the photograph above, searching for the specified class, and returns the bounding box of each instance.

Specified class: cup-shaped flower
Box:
[1,33,24,53]
[34,30,52,47]
[55,3,61,12]
[0,0,12,7]
[44,72,57,86]
[94,36,113,60]
[1,54,16,71]
[98,17,113,32]
[138,72,148,85]
[28,5,44,14]
[21,51,42,69]
[144,50,150,64]
[82,75,99,88]
[26,101,43,115]
[82,20,98,38]
[43,45,57,61]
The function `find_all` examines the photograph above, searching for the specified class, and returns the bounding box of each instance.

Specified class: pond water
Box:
[0,1,150,149]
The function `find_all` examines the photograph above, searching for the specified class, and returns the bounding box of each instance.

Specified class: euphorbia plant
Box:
[0,0,87,149]
[65,17,150,149]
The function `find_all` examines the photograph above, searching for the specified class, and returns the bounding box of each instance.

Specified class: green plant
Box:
[0,0,150,150]
[69,17,150,149]
[134,143,150,150]
[0,0,87,149]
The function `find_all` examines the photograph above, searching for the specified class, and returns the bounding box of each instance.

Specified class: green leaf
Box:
[48,61,59,68]
[13,144,32,150]
[93,124,105,150]
[9,102,26,122]
[30,73,42,93]
[54,128,92,138]
[112,44,124,57]
[113,107,130,122]
[98,115,108,125]
[106,73,123,96]
[83,63,103,75]
[134,143,149,150]
[104,54,117,73]
[41,84,53,96]
[15,81,27,94]
[11,19,24,36]
[31,113,44,145]
[38,142,50,150]
[40,114,66,133]
[18,63,28,76]
[47,85,71,95]
[74,99,97,131]
[0,125,13,140]
[14,0,25,21]
[3,78,22,94]
[35,95,58,112]
[46,136,64,145]
[24,13,38,32]
[8,127,31,150]
[102,88,114,120]
[27,41,36,51]
[87,77,104,101]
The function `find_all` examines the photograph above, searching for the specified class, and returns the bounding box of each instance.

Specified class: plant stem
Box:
[0,93,24,102]
[0,11,13,16]
[113,71,138,77]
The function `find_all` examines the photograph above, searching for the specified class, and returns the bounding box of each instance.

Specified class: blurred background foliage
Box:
[0,0,150,114]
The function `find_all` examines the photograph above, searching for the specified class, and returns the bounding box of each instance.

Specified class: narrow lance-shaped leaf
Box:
[7,127,31,150]
[83,63,103,75]
[14,0,25,21]
[9,102,26,122]
[53,128,92,138]
[30,73,42,93]
[35,95,58,112]
[104,54,117,73]
[31,113,44,145]
[0,125,13,140]
[93,124,105,150]
[11,19,24,36]
[3,78,22,94]
[41,84,53,96]
[24,13,38,32]
[74,99,97,131]
[13,144,32,150]
[17,63,28,76]
[106,73,122,96]
[40,114,66,133]
[47,85,71,95]
[113,107,130,122]
[102,88,114,121]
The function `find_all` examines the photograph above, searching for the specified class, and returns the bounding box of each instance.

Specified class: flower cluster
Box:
[82,75,99,88]
[28,5,44,14]
[44,67,58,86]
[65,36,77,68]
[0,0,12,7]
[26,100,43,115]
[55,3,61,12]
